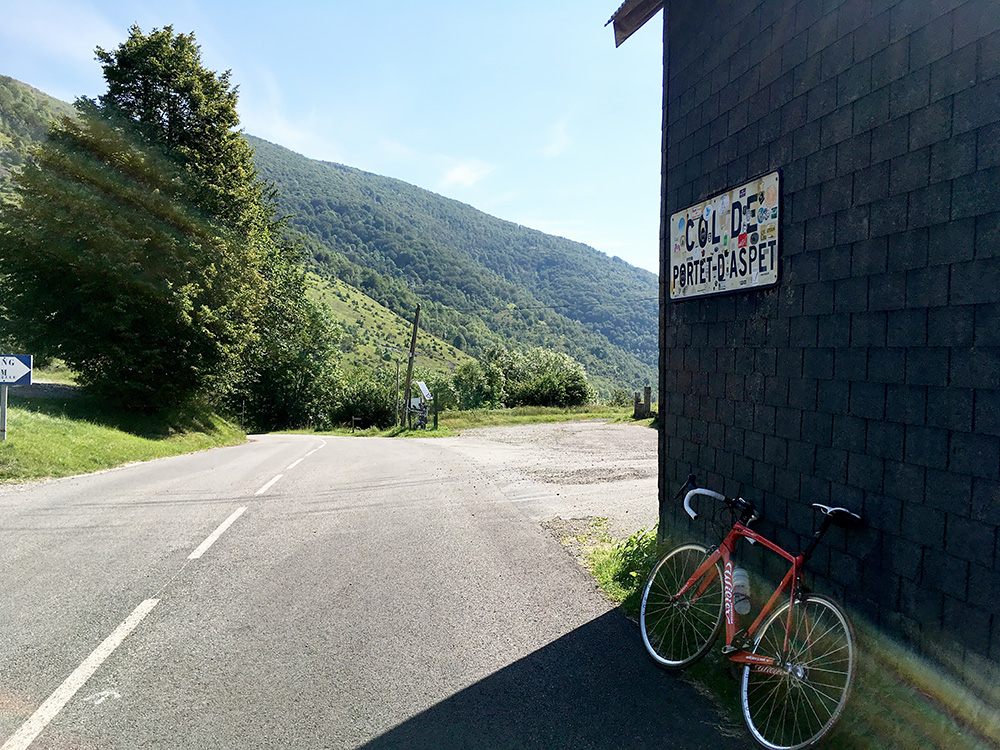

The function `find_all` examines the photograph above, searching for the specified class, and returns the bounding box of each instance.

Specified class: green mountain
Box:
[249,136,658,392]
[0,75,658,393]
[305,272,476,376]
[0,76,74,203]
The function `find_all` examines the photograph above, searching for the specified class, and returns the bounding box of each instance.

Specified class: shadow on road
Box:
[359,609,746,750]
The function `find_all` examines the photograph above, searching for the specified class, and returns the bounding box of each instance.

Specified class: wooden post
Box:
[402,305,420,429]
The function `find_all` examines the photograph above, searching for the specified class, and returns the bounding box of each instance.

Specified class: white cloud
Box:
[543,118,571,158]
[1,2,119,65]
[441,158,494,188]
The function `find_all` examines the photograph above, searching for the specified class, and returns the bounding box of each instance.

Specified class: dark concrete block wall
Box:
[657,0,1000,665]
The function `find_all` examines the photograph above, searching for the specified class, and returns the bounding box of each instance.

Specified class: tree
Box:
[0,26,275,411]
[231,249,343,432]
[451,361,489,410]
[91,25,270,235]
[481,343,592,408]
[0,112,264,408]
[331,368,397,429]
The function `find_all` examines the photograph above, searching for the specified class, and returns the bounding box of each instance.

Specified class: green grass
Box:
[0,393,245,482]
[306,273,474,376]
[576,523,1000,750]
[437,404,649,431]
[280,404,653,438]
[30,359,78,385]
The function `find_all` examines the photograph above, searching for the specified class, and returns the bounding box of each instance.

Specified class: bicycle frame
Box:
[677,521,803,671]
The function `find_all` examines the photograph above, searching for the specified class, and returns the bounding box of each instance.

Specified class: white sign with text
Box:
[669,172,780,300]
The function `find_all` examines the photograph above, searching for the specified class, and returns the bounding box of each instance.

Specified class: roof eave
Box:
[606,0,664,47]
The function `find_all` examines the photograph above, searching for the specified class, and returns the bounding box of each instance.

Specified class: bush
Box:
[331,368,397,429]
[608,388,633,407]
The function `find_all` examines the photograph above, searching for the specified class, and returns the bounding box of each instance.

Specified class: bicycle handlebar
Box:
[683,487,726,520]
[677,475,760,525]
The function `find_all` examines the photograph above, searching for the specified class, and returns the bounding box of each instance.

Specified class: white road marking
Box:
[188,507,247,560]
[1,599,159,750]
[305,440,326,457]
[255,474,283,496]
[82,689,120,706]
[287,458,303,470]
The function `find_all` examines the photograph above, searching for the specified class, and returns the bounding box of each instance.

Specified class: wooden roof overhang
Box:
[605,0,664,47]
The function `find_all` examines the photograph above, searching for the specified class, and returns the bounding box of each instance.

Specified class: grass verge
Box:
[0,393,245,482]
[286,405,654,438]
[571,521,1000,750]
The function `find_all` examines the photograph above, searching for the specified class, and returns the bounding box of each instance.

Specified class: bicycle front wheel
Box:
[640,543,723,669]
[740,594,855,750]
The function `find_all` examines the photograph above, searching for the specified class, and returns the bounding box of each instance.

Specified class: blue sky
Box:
[1,1,663,274]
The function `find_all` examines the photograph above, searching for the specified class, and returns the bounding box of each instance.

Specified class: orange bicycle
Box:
[640,475,862,749]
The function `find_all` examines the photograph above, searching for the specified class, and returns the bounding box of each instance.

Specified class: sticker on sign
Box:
[0,355,32,385]
[669,171,780,300]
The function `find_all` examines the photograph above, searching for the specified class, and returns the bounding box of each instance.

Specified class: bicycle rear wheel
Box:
[740,594,855,750]
[640,543,723,669]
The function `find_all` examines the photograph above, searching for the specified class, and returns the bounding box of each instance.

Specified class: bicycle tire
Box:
[640,543,724,669]
[739,594,855,750]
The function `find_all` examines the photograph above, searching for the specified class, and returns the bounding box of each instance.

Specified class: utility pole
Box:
[395,360,401,426]
[402,304,420,429]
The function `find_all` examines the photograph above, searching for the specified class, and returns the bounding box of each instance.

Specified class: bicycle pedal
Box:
[721,645,737,655]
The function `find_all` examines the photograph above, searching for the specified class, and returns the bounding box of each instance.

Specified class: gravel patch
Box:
[437,420,658,540]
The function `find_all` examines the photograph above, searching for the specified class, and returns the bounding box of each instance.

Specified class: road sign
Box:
[0,355,32,385]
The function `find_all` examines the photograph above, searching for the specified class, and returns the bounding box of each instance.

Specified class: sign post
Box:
[0,355,33,441]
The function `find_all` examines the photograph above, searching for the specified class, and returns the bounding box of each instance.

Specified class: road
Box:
[0,429,746,749]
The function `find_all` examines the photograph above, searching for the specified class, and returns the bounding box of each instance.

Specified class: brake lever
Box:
[673,474,697,501]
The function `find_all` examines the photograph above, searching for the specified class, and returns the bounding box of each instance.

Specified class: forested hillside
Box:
[0,76,74,203]
[249,137,658,392]
[0,73,658,394]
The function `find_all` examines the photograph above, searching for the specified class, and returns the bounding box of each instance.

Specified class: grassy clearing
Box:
[0,393,244,482]
[573,522,1000,750]
[30,359,78,385]
[282,404,652,438]
[306,273,474,376]
[433,404,651,433]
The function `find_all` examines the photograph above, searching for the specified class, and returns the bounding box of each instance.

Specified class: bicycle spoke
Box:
[640,544,723,669]
[740,596,855,749]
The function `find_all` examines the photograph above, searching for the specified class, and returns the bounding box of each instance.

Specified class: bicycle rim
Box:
[740,595,855,750]
[640,544,723,669]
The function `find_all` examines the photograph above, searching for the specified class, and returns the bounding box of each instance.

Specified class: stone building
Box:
[611,0,1000,668]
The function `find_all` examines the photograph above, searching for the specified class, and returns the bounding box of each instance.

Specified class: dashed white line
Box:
[2,438,330,749]
[305,441,326,457]
[188,507,247,560]
[255,474,283,496]
[1,599,160,750]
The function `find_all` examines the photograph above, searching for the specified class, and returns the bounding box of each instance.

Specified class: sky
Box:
[1,0,664,274]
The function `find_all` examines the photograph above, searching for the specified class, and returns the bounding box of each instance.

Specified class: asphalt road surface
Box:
[0,428,747,749]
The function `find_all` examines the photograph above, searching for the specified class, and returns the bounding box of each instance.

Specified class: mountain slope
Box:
[305,273,475,375]
[0,75,658,392]
[248,136,658,391]
[0,75,74,202]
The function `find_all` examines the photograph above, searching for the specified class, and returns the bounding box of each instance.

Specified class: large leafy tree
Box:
[233,248,343,432]
[0,26,278,410]
[92,25,270,235]
[0,109,264,408]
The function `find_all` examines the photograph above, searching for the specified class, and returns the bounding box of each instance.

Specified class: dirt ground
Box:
[437,420,659,542]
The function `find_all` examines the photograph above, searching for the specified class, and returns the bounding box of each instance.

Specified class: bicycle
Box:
[640,475,862,750]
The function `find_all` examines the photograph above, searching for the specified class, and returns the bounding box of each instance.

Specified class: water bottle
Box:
[732,567,751,615]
